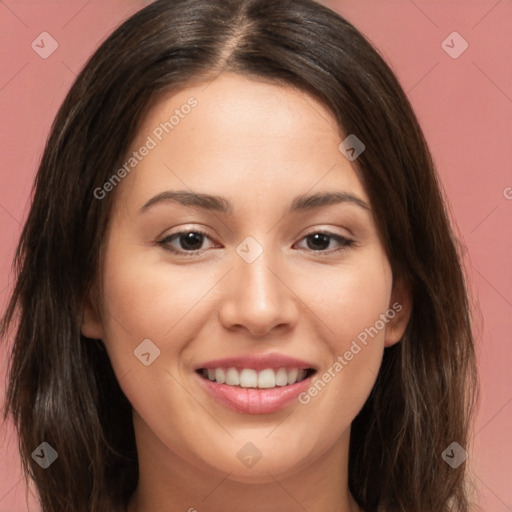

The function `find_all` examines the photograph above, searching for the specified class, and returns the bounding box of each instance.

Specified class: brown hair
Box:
[1,0,478,511]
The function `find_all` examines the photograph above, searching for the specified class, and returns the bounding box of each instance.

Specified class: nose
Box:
[218,244,299,338]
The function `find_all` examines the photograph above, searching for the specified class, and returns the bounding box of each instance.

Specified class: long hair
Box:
[1,0,478,510]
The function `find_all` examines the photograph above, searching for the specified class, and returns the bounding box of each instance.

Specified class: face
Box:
[82,72,410,483]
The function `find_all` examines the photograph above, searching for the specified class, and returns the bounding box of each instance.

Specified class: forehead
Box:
[113,72,368,212]
[140,72,342,140]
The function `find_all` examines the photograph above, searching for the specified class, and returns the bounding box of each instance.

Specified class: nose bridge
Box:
[218,235,297,336]
[235,236,282,307]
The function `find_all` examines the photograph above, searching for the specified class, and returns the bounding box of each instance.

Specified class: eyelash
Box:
[157,228,355,257]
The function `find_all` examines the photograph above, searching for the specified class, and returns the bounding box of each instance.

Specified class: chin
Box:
[206,455,306,485]
[181,434,322,484]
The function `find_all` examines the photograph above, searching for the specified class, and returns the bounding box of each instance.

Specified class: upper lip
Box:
[195,353,316,371]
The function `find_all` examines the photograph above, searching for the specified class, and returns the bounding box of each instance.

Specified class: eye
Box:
[157,229,355,257]
[294,231,355,254]
[158,229,216,256]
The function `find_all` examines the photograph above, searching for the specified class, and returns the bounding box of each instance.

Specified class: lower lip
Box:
[195,372,313,414]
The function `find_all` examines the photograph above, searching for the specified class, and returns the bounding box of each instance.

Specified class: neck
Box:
[127,414,361,512]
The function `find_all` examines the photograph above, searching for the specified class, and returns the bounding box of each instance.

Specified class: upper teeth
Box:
[202,367,309,388]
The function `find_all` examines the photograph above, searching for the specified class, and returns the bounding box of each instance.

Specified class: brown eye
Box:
[295,232,355,253]
[159,229,215,255]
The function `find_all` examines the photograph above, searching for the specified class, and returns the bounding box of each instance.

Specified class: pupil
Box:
[181,232,203,250]
[308,233,330,251]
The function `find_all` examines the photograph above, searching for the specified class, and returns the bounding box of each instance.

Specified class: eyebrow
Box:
[139,190,370,215]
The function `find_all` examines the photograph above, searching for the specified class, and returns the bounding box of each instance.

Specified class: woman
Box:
[1,0,478,511]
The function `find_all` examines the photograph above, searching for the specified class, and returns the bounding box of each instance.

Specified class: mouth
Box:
[195,367,316,388]
[194,354,317,414]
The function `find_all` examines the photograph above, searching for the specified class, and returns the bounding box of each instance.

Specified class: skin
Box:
[82,72,411,512]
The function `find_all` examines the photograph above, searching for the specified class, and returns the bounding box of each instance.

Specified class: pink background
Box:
[1,1,511,510]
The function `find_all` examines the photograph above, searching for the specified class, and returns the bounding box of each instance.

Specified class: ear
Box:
[80,285,106,340]
[384,276,412,348]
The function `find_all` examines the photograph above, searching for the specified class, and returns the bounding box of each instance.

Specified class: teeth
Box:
[287,368,298,385]
[225,367,240,386]
[239,369,258,388]
[215,368,226,384]
[201,367,311,388]
[258,368,276,388]
[275,368,288,386]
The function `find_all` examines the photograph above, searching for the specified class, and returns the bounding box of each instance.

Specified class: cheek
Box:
[98,232,196,376]
[303,249,392,344]
[100,229,213,338]
[296,251,392,418]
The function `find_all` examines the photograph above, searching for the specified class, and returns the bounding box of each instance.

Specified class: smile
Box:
[194,353,317,414]
[196,367,315,388]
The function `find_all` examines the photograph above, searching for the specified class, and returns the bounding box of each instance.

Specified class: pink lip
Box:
[194,353,317,414]
[195,372,314,414]
[195,353,315,371]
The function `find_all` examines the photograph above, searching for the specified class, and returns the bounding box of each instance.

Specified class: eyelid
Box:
[157,226,217,256]
[292,231,355,257]
[157,227,355,256]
